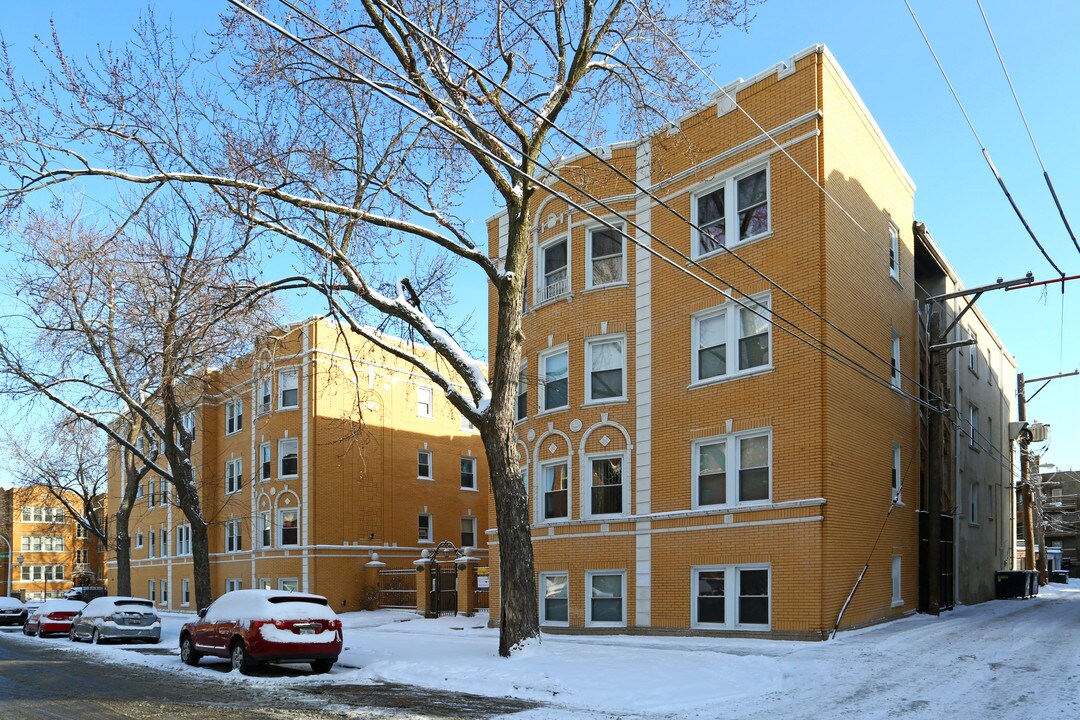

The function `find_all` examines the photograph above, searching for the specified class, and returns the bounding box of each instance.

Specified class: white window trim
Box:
[690,162,772,260]
[536,234,571,305]
[581,451,630,520]
[278,368,299,409]
[584,222,627,290]
[892,443,903,506]
[279,437,299,478]
[225,398,243,436]
[258,511,272,548]
[583,334,627,405]
[418,449,434,481]
[258,377,273,415]
[516,361,528,423]
[225,519,243,553]
[891,556,903,607]
[135,531,144,549]
[278,508,299,547]
[417,386,434,418]
[418,513,433,544]
[278,578,299,592]
[690,293,773,387]
[460,516,477,548]
[225,457,243,495]
[691,564,772,630]
[968,403,979,450]
[539,571,570,627]
[888,222,900,281]
[585,570,627,628]
[538,344,570,414]
[891,331,902,390]
[460,456,477,490]
[260,442,272,481]
[969,480,980,527]
[691,429,773,510]
[537,458,572,524]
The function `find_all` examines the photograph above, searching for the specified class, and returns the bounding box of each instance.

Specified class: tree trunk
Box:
[113,527,132,597]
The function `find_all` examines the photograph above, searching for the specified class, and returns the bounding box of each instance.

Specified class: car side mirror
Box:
[198,608,208,618]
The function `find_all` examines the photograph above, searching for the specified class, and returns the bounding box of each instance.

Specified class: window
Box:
[279,438,299,477]
[20,536,65,552]
[693,166,770,257]
[175,524,191,556]
[258,578,272,591]
[460,517,476,548]
[585,336,625,402]
[148,479,157,508]
[225,398,244,435]
[225,457,243,495]
[417,386,433,418]
[226,578,243,593]
[75,523,88,539]
[541,461,569,521]
[888,222,899,280]
[969,404,979,449]
[181,411,195,440]
[21,507,66,523]
[891,556,903,607]
[968,332,979,374]
[460,457,477,490]
[135,531,144,549]
[279,509,299,546]
[694,431,771,508]
[136,483,144,499]
[161,579,169,604]
[969,481,979,525]
[279,369,299,409]
[148,531,156,558]
[259,511,271,548]
[586,224,624,288]
[586,571,625,627]
[160,527,168,557]
[418,450,433,480]
[278,578,299,592]
[21,565,65,581]
[460,413,476,432]
[259,377,273,414]
[182,578,191,606]
[892,443,902,504]
[260,442,272,481]
[988,482,995,522]
[149,580,156,603]
[540,572,569,626]
[692,565,770,628]
[588,455,625,517]
[516,362,528,422]
[539,237,568,302]
[225,519,243,553]
[540,347,569,412]
[891,331,901,389]
[75,549,88,564]
[160,483,168,506]
[692,295,771,384]
[418,514,432,543]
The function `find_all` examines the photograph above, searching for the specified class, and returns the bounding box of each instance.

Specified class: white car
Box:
[69,596,161,644]
[0,596,26,627]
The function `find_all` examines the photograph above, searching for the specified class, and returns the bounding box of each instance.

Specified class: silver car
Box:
[69,596,161,644]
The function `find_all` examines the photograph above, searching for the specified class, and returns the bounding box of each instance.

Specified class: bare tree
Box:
[0,0,757,654]
[0,198,275,611]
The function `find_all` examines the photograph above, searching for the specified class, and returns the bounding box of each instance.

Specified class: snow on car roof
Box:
[0,596,25,609]
[203,589,337,622]
[35,599,86,614]
[82,596,156,616]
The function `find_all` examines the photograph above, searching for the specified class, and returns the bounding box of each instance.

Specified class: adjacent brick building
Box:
[107,318,488,612]
[485,45,967,638]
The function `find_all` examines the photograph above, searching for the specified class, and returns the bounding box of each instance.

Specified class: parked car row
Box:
[4,590,343,676]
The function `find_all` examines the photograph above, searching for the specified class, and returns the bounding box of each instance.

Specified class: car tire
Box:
[230,640,256,676]
[148,636,161,645]
[92,628,102,645]
[180,635,201,666]
[34,625,42,638]
[22,623,31,636]
[69,628,78,643]
[310,659,335,674]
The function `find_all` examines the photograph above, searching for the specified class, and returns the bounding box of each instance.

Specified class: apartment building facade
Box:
[486,45,929,638]
[107,318,488,612]
[3,486,107,601]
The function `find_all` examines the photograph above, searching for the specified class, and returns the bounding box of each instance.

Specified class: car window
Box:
[268,596,329,607]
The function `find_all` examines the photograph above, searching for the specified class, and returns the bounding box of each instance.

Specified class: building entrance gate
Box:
[426,541,461,618]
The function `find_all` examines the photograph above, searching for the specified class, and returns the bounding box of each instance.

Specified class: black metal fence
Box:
[377,568,417,609]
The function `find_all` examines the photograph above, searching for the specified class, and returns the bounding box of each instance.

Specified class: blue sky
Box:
[2,1,1078,476]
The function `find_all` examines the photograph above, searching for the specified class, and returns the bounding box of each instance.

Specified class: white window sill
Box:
[532,292,574,311]
[418,540,434,545]
[278,405,299,411]
[585,622,627,629]
[279,474,299,480]
[581,397,628,408]
[541,621,570,628]
[584,512,628,521]
[889,274,903,290]
[535,406,569,418]
[892,500,905,508]
[689,365,773,390]
[417,476,434,482]
[891,599,904,608]
[693,499,772,512]
[692,231,773,262]
[581,281,629,294]
[460,486,479,492]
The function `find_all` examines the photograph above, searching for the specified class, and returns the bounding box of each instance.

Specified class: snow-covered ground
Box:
[3,581,1079,719]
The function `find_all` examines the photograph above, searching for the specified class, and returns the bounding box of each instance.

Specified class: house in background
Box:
[1039,469,1080,576]
[107,317,488,612]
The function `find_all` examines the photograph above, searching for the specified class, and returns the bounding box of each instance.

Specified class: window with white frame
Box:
[540,347,569,412]
[175,524,192,556]
[540,572,569,626]
[692,565,770,628]
[225,398,244,435]
[460,517,476,547]
[416,385,433,418]
[148,479,157,508]
[969,481,979,525]
[539,236,568,302]
[22,565,65,581]
[541,461,569,521]
[161,579,168,604]
[160,527,168,557]
[136,483,144,499]
[260,442,271,481]
[888,222,899,280]
[694,431,771,508]
[75,523,88,539]
[891,331,901,389]
[586,570,626,627]
[279,369,299,409]
[460,457,477,489]
[181,410,195,439]
[516,362,528,422]
[75,549,88,564]
[891,556,903,606]
[588,455,625,517]
[585,336,625,402]
[892,443,902,504]
[20,536,65,552]
[279,438,299,477]
[225,457,243,494]
[226,578,242,593]
[259,377,272,414]
[225,519,243,552]
[460,413,476,432]
[968,331,979,374]
[148,531,156,557]
[20,507,66,523]
[148,579,156,603]
[693,165,770,257]
[418,450,433,480]
[259,511,271,548]
[135,530,144,549]
[279,509,299,546]
[586,224,624,288]
[279,578,299,592]
[692,295,771,384]
[160,482,169,506]
[182,578,191,606]
[418,513,432,543]
[969,403,979,448]
[988,482,995,522]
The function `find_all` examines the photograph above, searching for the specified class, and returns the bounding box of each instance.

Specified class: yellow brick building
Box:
[486,46,926,638]
[107,318,488,612]
[3,486,107,601]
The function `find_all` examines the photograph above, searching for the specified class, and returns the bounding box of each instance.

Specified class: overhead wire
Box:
[227,0,944,410]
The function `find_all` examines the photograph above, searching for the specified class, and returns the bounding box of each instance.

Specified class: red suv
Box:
[179,590,342,675]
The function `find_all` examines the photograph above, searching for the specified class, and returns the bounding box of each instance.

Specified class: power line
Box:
[902,0,1067,278]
